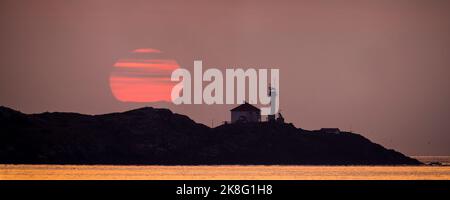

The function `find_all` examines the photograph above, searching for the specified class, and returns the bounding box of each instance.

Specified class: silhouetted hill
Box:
[0,106,421,165]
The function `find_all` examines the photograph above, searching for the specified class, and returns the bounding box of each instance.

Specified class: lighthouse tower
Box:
[267,85,277,122]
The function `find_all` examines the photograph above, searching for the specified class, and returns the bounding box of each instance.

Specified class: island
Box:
[0,106,421,165]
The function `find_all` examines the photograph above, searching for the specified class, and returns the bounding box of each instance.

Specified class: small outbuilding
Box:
[320,128,341,134]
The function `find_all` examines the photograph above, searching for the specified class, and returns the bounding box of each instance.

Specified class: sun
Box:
[109,48,179,102]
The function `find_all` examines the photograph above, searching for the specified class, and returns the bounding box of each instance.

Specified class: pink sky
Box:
[0,0,449,155]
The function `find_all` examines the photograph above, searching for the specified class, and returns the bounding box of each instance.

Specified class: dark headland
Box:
[0,106,421,165]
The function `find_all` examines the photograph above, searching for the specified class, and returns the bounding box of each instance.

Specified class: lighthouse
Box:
[267,85,277,122]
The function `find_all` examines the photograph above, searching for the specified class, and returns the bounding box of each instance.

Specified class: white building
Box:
[230,102,261,123]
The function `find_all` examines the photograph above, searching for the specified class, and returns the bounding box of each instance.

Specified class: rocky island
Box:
[0,106,421,165]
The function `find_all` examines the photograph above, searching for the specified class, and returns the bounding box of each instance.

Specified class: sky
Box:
[1,0,449,156]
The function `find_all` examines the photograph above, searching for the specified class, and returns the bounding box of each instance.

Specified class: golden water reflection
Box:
[1,165,450,180]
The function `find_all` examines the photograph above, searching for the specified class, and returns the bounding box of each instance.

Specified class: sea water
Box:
[1,156,449,180]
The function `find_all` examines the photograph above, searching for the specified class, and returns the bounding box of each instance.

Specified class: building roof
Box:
[320,128,341,134]
[230,102,260,112]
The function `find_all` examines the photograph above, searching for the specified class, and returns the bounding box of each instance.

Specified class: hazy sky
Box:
[1,0,449,155]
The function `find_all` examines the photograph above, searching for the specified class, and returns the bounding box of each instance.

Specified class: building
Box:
[320,128,341,134]
[276,112,285,123]
[230,102,261,123]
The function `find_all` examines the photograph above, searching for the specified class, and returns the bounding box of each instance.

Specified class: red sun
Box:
[109,48,179,102]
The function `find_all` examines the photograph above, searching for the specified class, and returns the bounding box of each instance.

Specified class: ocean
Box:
[1,156,449,180]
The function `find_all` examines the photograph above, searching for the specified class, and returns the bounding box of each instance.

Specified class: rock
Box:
[0,106,421,165]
